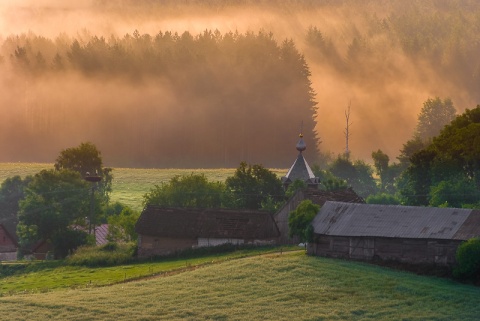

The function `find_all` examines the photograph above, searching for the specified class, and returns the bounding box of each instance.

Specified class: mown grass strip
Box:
[0,252,479,320]
[0,246,300,296]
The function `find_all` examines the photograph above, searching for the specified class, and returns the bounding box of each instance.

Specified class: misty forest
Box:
[0,0,479,168]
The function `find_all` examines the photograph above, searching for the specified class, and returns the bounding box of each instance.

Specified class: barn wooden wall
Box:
[308,235,462,266]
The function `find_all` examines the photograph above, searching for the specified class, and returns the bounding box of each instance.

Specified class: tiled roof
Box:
[312,201,480,240]
[135,206,280,239]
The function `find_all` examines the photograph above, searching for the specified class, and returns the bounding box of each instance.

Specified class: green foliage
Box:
[414,97,456,142]
[66,242,137,267]
[321,178,348,191]
[397,136,428,170]
[453,238,480,282]
[285,179,307,198]
[51,229,90,259]
[225,162,284,210]
[54,142,113,204]
[366,193,401,205]
[399,106,480,207]
[143,173,225,208]
[107,207,140,242]
[329,156,377,198]
[288,200,320,243]
[429,178,480,208]
[17,169,90,257]
[0,175,32,222]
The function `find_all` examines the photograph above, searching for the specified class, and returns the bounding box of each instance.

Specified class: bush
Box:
[66,242,137,267]
[453,238,480,282]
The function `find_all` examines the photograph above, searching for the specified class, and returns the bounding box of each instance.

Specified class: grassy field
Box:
[0,163,287,211]
[0,246,295,295]
[0,251,479,320]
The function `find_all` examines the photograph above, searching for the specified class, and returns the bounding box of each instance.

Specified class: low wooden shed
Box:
[135,206,280,258]
[308,201,480,266]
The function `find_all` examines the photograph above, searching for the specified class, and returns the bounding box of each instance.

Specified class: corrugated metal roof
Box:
[312,201,478,240]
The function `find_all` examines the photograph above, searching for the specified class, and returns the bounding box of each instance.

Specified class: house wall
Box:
[0,226,17,261]
[138,235,280,258]
[138,235,197,257]
[308,235,462,266]
[273,190,304,244]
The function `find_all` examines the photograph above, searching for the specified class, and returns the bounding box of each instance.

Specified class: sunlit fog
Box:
[1,0,479,167]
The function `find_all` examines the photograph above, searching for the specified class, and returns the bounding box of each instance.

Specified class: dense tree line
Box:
[0,30,317,168]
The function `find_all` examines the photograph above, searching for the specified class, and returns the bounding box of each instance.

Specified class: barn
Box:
[308,201,480,266]
[135,206,280,257]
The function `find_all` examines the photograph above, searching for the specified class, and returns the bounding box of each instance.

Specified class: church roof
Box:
[282,153,317,184]
[282,133,318,185]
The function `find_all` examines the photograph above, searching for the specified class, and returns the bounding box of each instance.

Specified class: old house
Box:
[0,223,18,261]
[274,132,364,244]
[308,201,480,266]
[135,206,280,258]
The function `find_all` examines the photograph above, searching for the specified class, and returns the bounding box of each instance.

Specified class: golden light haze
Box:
[1,1,478,166]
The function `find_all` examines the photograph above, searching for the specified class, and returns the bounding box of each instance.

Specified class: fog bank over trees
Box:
[1,0,479,166]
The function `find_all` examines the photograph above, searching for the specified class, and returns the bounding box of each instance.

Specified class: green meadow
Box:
[0,251,479,320]
[0,163,286,210]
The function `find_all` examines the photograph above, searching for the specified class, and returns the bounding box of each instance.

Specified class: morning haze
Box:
[0,0,479,167]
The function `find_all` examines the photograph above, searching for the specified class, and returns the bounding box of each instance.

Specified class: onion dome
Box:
[296,133,306,152]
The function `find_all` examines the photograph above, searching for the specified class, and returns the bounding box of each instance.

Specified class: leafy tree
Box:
[429,177,480,208]
[143,173,224,208]
[372,149,402,193]
[366,193,401,205]
[329,156,377,198]
[285,179,307,198]
[372,149,389,189]
[0,175,32,223]
[54,142,113,203]
[225,162,284,210]
[107,207,140,242]
[17,169,90,258]
[414,97,456,142]
[397,136,428,170]
[453,238,480,282]
[288,200,320,243]
[399,106,480,207]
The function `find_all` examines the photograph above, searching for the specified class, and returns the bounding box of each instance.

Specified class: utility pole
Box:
[344,101,352,160]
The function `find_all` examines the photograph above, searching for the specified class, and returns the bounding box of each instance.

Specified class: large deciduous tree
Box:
[17,169,91,258]
[328,156,377,198]
[225,162,284,210]
[55,142,113,204]
[399,105,480,207]
[143,173,225,208]
[0,175,32,224]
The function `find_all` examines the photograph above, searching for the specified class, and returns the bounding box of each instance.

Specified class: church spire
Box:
[281,126,319,190]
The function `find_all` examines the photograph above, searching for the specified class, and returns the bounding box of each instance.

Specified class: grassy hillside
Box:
[0,251,479,320]
[0,163,287,210]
